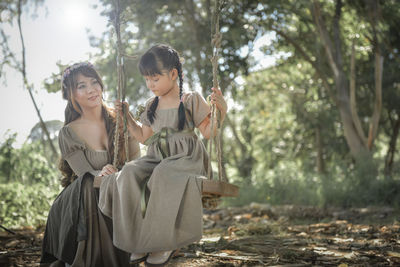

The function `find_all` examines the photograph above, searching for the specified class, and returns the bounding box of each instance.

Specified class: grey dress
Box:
[98,91,211,253]
[41,125,140,267]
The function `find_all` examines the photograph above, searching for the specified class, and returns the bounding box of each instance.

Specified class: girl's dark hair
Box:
[138,44,186,130]
[59,63,126,187]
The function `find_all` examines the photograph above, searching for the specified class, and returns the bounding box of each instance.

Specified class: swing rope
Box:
[207,0,226,183]
[202,0,227,209]
[112,0,129,167]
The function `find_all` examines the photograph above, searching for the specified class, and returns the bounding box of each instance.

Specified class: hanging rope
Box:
[112,0,129,167]
[207,0,226,182]
[203,0,225,210]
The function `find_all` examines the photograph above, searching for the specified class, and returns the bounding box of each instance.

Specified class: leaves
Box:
[0,182,59,229]
[1,203,400,266]
[0,133,59,185]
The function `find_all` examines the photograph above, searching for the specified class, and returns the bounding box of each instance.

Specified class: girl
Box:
[41,62,140,267]
[98,44,227,266]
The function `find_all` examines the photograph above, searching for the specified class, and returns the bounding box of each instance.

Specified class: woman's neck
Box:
[80,104,103,123]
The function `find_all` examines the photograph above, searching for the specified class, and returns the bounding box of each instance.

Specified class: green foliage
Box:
[224,59,400,208]
[43,62,69,94]
[86,0,258,104]
[0,133,59,186]
[225,162,322,207]
[225,157,400,208]
[321,155,400,207]
[0,182,60,228]
[0,133,61,228]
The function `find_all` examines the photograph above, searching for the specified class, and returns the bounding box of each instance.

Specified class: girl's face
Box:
[144,69,177,97]
[72,73,102,110]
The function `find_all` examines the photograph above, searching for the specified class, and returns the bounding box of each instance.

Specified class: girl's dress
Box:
[41,125,140,267]
[98,91,210,253]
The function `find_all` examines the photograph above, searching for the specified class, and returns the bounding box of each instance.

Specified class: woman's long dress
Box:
[98,91,211,254]
[41,125,140,267]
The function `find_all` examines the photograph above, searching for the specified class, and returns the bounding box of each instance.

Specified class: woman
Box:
[41,62,140,267]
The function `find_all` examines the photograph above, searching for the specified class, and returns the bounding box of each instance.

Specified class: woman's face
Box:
[72,73,102,110]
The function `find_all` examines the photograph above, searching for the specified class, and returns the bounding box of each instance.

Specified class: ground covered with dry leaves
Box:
[1,204,400,266]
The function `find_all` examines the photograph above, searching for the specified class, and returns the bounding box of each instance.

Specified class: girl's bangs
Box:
[139,53,162,76]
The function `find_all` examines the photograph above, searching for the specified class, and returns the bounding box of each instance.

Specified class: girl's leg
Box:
[140,160,203,252]
[98,157,160,253]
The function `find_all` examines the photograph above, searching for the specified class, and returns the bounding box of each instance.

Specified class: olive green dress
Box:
[98,91,211,254]
[41,125,140,267]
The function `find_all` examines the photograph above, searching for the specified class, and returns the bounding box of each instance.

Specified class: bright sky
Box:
[0,0,274,146]
[0,0,107,146]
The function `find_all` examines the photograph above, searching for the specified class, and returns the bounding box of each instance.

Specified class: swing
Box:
[94,0,239,209]
[200,0,239,209]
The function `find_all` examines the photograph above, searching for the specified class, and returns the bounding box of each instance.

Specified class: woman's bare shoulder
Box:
[65,118,85,131]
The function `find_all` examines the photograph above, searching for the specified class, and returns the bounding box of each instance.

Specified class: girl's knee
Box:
[147,164,171,187]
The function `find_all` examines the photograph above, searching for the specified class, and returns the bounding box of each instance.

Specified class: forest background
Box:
[0,0,399,229]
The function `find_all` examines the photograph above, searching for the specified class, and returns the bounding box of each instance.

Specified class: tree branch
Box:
[367,0,383,150]
[312,0,339,78]
[224,114,247,155]
[349,39,367,146]
[367,47,383,149]
[17,0,58,158]
[270,25,337,105]
[384,116,400,175]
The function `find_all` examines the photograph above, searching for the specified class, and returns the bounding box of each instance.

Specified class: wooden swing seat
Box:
[201,178,239,197]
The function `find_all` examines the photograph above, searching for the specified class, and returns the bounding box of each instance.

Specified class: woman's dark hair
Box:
[138,44,186,130]
[59,62,126,187]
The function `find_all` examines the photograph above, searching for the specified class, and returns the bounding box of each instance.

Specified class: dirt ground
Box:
[1,203,400,266]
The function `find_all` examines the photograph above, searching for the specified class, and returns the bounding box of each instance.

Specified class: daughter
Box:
[98,44,227,266]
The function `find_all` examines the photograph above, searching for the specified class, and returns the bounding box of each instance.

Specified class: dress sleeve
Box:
[140,97,155,126]
[127,133,141,161]
[58,126,98,177]
[185,91,210,127]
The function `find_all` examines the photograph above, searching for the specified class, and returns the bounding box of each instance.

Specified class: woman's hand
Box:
[99,164,118,176]
[210,87,227,120]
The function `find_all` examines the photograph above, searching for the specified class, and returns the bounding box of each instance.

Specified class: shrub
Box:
[0,182,60,229]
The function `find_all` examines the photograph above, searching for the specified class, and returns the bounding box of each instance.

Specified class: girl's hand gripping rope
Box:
[209,87,227,123]
[114,100,131,121]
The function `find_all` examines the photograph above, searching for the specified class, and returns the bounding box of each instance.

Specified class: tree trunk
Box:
[384,117,400,176]
[316,125,325,173]
[220,122,228,181]
[224,115,254,181]
[312,0,376,158]
[367,0,383,150]
[350,39,367,146]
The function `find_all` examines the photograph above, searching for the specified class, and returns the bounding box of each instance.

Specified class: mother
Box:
[41,62,140,267]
